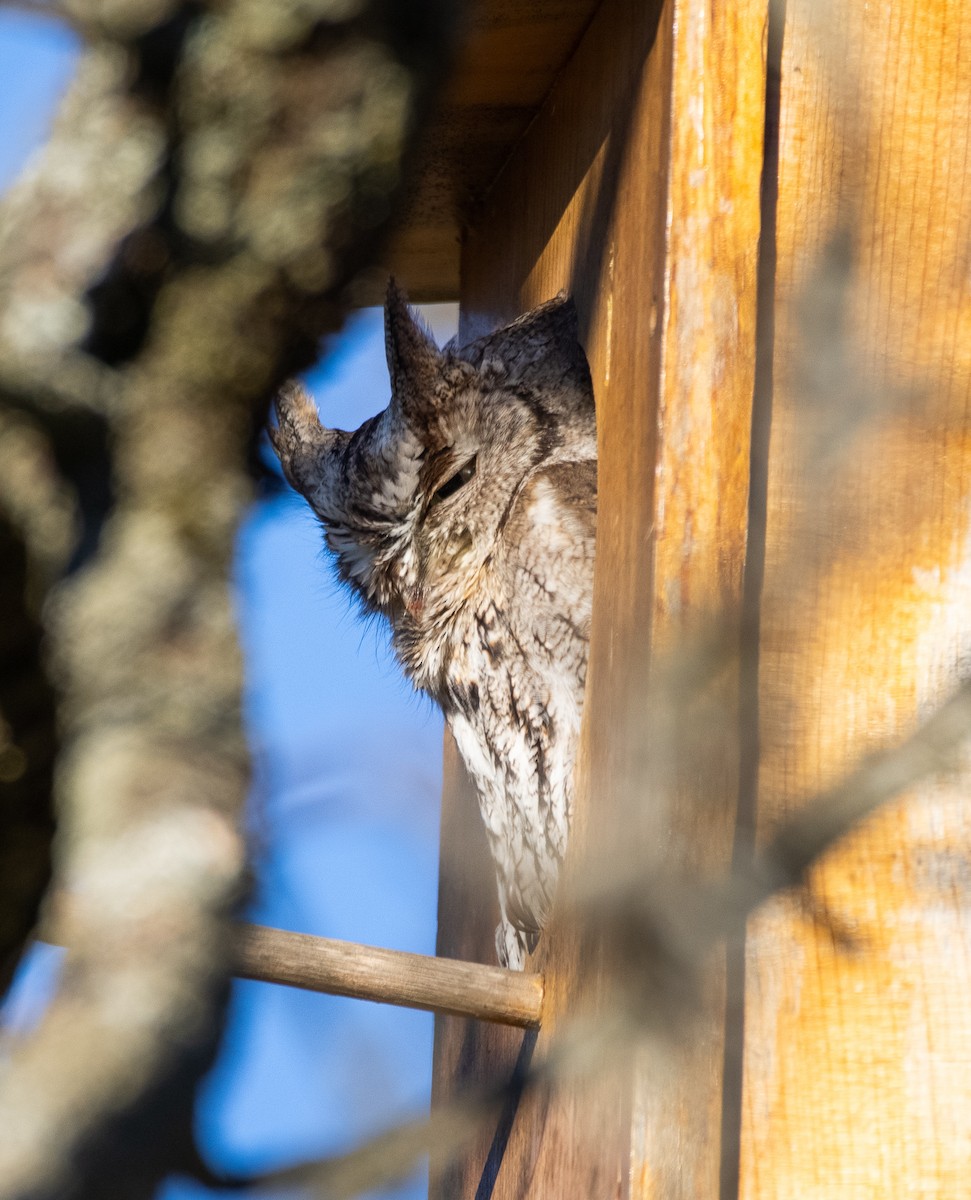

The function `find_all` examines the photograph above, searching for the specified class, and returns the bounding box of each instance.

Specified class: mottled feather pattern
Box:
[271,283,597,969]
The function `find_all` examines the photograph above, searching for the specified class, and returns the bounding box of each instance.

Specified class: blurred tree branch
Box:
[0,1,466,1197]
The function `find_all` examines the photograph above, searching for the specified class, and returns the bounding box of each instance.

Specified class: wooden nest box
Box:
[369,0,971,1196]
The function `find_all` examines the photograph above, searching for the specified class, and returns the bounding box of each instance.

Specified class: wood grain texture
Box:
[431,738,537,1199]
[629,3,767,1196]
[235,924,543,1028]
[433,0,767,1194]
[743,1,971,1196]
[374,0,601,301]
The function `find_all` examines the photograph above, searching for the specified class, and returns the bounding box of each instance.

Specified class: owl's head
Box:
[270,281,595,633]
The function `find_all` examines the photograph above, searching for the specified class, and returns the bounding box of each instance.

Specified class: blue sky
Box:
[0,13,454,1197]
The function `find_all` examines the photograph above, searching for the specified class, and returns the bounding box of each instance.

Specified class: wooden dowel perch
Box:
[234,923,545,1029]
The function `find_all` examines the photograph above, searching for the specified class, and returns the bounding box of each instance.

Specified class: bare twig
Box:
[758,678,971,894]
[209,674,971,1199]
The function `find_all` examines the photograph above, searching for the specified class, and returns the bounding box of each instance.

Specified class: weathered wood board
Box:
[432,0,971,1196]
[743,1,971,1195]
[432,0,767,1194]
[380,0,601,301]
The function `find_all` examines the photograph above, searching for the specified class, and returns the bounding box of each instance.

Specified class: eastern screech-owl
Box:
[270,282,596,969]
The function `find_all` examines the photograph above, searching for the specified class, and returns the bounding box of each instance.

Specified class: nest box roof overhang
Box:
[363,0,600,304]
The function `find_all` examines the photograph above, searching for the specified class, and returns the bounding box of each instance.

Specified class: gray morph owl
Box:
[270,282,596,969]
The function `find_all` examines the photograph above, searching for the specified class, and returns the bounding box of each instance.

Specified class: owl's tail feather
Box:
[496,920,537,972]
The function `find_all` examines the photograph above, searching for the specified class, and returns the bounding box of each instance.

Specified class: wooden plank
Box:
[743,0,971,1196]
[234,924,544,1028]
[628,2,768,1195]
[432,0,768,1195]
[446,1,597,108]
[375,0,601,302]
[431,739,534,1200]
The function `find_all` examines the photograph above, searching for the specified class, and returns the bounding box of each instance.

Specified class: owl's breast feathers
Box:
[433,458,596,940]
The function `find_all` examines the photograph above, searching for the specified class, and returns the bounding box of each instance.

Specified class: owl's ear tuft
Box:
[385,279,444,419]
[270,381,345,499]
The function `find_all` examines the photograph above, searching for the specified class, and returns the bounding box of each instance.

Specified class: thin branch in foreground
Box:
[238,677,971,1200]
[757,677,971,897]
